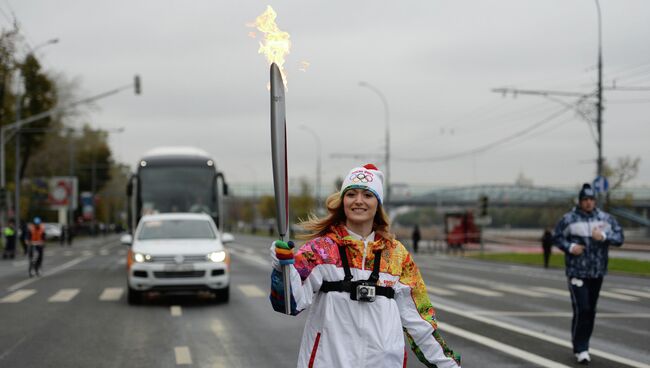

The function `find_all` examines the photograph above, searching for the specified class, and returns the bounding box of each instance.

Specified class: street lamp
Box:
[299,125,322,211]
[1,76,141,236]
[358,81,390,205]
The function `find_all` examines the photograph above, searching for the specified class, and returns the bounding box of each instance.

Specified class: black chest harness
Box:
[321,245,395,300]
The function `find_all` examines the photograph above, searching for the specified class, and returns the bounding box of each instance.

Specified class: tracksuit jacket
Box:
[270,225,461,368]
[553,206,624,278]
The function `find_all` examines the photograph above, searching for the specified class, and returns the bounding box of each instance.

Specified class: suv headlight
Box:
[133,252,152,263]
[207,251,226,263]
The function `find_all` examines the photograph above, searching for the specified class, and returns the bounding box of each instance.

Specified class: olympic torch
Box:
[270,62,291,315]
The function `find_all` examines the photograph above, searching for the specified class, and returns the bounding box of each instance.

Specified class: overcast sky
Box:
[5,0,650,193]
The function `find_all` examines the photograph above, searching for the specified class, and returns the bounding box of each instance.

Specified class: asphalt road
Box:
[0,233,648,368]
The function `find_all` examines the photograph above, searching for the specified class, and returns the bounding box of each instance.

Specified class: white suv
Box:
[124,213,231,304]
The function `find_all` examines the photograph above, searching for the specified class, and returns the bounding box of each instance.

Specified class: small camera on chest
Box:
[355,282,376,302]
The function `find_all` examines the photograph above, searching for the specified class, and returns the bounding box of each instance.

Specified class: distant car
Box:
[123,213,231,305]
[43,223,62,241]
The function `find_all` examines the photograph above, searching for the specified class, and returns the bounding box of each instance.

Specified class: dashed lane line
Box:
[48,288,80,302]
[170,305,182,317]
[0,289,36,303]
[99,288,124,301]
[439,322,572,368]
[175,346,192,365]
[430,296,650,368]
[532,286,570,297]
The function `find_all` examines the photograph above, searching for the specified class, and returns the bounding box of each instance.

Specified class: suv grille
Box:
[153,271,205,278]
[150,255,207,264]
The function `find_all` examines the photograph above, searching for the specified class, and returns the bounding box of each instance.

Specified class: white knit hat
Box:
[340,164,384,204]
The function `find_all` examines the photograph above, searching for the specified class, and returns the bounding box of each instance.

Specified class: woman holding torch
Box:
[270,164,461,368]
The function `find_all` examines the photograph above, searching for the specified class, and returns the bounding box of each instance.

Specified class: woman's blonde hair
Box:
[298,191,393,241]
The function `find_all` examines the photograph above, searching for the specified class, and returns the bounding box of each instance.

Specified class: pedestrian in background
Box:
[2,219,16,259]
[541,228,553,268]
[270,164,460,368]
[20,221,28,255]
[27,216,47,277]
[412,224,421,253]
[553,183,624,364]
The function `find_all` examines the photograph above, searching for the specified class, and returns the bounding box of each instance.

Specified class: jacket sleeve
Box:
[269,238,325,315]
[552,214,573,253]
[604,214,624,247]
[394,245,461,368]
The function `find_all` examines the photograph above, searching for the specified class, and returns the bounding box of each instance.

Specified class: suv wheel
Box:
[127,286,143,305]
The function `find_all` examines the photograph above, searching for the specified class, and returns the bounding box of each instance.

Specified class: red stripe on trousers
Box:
[308,332,321,368]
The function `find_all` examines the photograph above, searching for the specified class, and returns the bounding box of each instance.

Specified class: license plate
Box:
[164,264,194,272]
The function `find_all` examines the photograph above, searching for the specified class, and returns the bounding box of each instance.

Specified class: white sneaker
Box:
[575,351,591,364]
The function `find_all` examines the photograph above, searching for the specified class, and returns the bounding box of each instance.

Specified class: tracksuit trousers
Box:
[567,276,603,353]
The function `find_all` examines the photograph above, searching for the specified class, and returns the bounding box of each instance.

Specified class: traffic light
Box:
[479,195,489,217]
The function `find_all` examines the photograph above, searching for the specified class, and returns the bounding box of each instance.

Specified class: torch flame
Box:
[252,5,291,88]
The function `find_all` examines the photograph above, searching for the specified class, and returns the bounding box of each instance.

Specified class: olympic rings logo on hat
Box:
[349,170,374,183]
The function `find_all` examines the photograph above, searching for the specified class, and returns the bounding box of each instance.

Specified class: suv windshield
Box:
[137,219,216,240]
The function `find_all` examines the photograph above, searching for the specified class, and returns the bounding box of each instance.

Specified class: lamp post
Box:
[359,81,390,205]
[299,125,322,211]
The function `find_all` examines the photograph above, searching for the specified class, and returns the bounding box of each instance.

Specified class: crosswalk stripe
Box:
[82,250,93,256]
[612,288,650,299]
[448,284,503,297]
[174,346,192,365]
[238,284,266,297]
[491,284,546,297]
[170,305,182,316]
[599,290,640,302]
[99,288,124,301]
[211,319,226,335]
[99,249,110,256]
[426,286,457,296]
[0,289,36,303]
[48,289,80,302]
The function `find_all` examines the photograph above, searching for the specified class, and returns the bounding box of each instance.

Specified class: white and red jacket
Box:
[270,225,461,368]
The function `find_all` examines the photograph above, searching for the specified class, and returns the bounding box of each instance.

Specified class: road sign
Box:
[48,177,78,209]
[592,175,609,193]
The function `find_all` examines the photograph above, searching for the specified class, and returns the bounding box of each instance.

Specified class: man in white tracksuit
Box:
[271,164,461,368]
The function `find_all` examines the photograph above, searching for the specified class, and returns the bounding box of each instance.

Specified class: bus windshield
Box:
[139,166,214,215]
[137,219,216,240]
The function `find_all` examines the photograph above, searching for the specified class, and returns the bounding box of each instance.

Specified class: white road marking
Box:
[48,288,80,302]
[532,286,570,297]
[82,250,93,256]
[63,251,74,256]
[99,288,124,301]
[11,260,27,267]
[439,322,572,368]
[612,288,650,299]
[174,346,192,365]
[170,305,182,316]
[599,290,640,302]
[8,255,92,292]
[211,319,226,335]
[426,285,457,296]
[430,296,650,368]
[238,284,266,298]
[99,249,110,256]
[448,284,503,297]
[491,284,547,297]
[0,289,36,303]
[117,258,127,265]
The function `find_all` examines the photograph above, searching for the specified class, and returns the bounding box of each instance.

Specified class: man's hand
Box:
[592,228,606,241]
[570,243,585,255]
